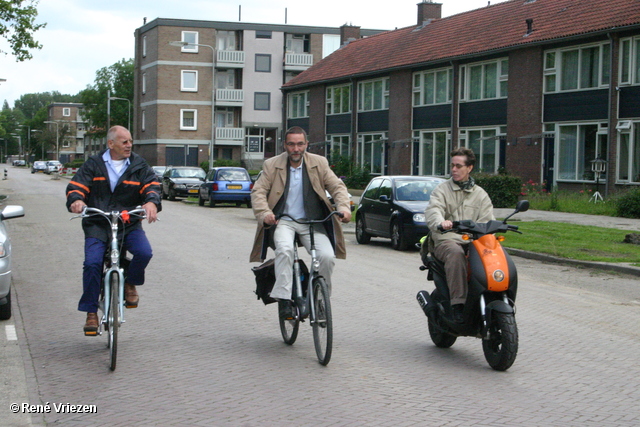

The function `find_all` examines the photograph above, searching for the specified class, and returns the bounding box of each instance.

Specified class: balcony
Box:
[215,127,244,146]
[284,53,313,71]
[216,50,245,68]
[216,89,244,107]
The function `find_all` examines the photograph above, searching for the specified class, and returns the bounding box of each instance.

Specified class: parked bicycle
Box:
[71,206,147,371]
[276,211,343,366]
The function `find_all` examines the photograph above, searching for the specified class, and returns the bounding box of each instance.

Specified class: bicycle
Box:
[71,206,147,371]
[276,211,343,366]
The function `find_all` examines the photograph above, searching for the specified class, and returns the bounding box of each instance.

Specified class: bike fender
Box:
[485,300,513,314]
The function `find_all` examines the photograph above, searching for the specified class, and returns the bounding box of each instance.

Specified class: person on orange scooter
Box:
[425,147,494,323]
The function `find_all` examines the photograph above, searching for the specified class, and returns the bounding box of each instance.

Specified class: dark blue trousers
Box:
[78,229,153,313]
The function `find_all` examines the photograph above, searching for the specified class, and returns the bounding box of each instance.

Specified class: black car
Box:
[161,166,206,201]
[355,175,445,251]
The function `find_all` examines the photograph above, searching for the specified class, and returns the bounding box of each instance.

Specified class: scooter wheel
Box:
[482,312,518,371]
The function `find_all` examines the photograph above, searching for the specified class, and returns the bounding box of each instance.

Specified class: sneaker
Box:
[83,312,99,336]
[451,304,465,324]
[124,283,139,308]
[278,300,295,320]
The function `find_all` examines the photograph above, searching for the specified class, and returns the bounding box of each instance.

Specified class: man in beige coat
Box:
[250,127,351,318]
[425,147,494,323]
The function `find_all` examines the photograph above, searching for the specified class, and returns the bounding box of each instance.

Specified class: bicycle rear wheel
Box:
[279,302,300,345]
[311,277,333,365]
[107,271,120,371]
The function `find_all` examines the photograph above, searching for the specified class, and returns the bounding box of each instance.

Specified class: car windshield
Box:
[217,170,248,181]
[395,180,439,201]
[171,168,206,179]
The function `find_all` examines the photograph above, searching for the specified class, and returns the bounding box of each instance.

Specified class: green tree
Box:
[79,58,134,138]
[14,91,77,120]
[0,0,46,61]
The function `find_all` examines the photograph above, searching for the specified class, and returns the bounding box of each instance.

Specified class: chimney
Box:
[417,1,442,26]
[340,24,361,45]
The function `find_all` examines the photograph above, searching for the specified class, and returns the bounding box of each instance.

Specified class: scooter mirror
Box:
[515,200,530,213]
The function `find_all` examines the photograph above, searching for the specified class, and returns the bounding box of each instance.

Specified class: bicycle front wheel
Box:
[279,302,300,345]
[107,271,120,371]
[311,277,333,365]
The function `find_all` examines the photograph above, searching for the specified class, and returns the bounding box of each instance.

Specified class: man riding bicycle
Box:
[250,126,352,319]
[66,125,161,335]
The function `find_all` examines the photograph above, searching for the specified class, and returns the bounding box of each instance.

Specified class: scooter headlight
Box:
[413,213,425,223]
[493,270,505,282]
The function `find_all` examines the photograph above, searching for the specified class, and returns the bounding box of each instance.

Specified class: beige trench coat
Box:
[249,151,350,262]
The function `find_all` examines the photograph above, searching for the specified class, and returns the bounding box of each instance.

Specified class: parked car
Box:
[12,160,26,166]
[31,161,47,173]
[151,166,167,180]
[161,166,206,201]
[199,167,253,208]
[355,175,445,251]
[0,205,25,320]
[44,160,62,174]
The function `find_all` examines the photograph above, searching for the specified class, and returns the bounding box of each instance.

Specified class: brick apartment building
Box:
[282,0,640,196]
[132,18,384,169]
[44,103,87,163]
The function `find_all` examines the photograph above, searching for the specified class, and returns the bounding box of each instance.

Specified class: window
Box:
[326,84,351,115]
[255,54,271,72]
[256,30,272,39]
[216,69,235,89]
[142,35,147,57]
[326,135,351,159]
[288,91,309,118]
[413,68,453,106]
[215,107,234,128]
[62,138,70,148]
[217,30,237,51]
[460,58,508,101]
[544,43,610,92]
[181,31,198,52]
[180,109,197,130]
[63,108,71,117]
[358,78,390,112]
[357,133,387,174]
[322,34,340,58]
[254,92,270,111]
[619,36,640,85]
[617,121,640,183]
[557,123,607,181]
[417,130,450,176]
[142,72,146,94]
[466,128,501,174]
[362,178,383,199]
[181,70,198,92]
[285,34,309,54]
[141,110,146,132]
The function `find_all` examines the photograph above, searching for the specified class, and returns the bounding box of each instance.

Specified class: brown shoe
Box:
[84,312,99,336]
[124,283,139,308]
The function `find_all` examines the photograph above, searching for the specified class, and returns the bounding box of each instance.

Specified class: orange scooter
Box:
[417,200,529,371]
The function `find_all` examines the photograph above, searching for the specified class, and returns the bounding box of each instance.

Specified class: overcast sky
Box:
[0,0,505,109]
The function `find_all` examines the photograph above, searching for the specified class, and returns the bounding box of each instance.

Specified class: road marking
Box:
[5,324,17,340]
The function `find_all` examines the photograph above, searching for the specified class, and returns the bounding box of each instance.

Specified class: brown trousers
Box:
[433,240,468,305]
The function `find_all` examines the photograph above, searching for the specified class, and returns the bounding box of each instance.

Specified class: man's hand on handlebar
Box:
[142,202,158,223]
[263,213,278,226]
[70,200,87,214]
[440,220,453,230]
[337,208,351,224]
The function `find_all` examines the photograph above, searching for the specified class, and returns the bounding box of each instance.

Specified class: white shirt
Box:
[283,161,305,220]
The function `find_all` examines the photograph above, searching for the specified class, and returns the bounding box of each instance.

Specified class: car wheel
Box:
[235,202,242,207]
[198,194,205,206]
[355,215,371,244]
[168,188,176,201]
[246,200,252,209]
[391,220,408,251]
[0,289,11,320]
[209,197,216,208]
[162,187,168,200]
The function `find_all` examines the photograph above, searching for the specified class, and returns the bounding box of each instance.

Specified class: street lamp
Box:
[107,89,132,130]
[44,121,60,160]
[170,40,216,167]
[30,129,43,159]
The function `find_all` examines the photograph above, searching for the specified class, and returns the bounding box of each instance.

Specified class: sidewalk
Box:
[343,206,640,277]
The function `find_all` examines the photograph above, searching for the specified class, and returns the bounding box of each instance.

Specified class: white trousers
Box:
[270,220,335,300]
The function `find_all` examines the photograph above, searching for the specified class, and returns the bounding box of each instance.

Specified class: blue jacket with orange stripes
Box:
[65,150,162,242]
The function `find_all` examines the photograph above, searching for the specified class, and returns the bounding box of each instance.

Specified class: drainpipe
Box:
[450,61,457,149]
[606,32,614,198]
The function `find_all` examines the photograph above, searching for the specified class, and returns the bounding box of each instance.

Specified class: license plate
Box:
[227,185,242,190]
[188,189,198,193]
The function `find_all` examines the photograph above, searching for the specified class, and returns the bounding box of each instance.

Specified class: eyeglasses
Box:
[450,163,467,169]
[285,142,306,148]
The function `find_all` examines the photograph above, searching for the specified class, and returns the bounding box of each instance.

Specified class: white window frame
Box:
[141,110,146,132]
[413,67,453,106]
[142,72,146,94]
[617,121,640,183]
[62,108,71,117]
[287,91,309,119]
[326,84,351,115]
[181,31,198,53]
[459,127,504,174]
[180,109,197,130]
[216,30,236,51]
[357,132,387,174]
[358,77,390,112]
[555,122,608,182]
[142,35,147,57]
[326,134,351,159]
[181,70,198,92]
[414,129,451,176]
[544,42,611,93]
[459,58,509,102]
[619,36,640,86]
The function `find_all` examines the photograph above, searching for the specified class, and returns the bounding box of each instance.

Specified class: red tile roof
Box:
[284,0,640,88]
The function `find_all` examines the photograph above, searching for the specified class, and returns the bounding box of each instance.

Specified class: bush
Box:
[615,187,640,218]
[65,159,85,168]
[474,173,522,208]
[329,154,371,189]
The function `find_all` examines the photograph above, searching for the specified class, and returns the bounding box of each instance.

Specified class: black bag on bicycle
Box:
[252,258,309,305]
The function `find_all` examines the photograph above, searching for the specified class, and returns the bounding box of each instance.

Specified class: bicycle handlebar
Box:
[71,206,147,221]
[277,211,344,224]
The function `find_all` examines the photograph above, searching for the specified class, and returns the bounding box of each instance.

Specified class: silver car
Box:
[0,205,25,320]
[31,161,47,173]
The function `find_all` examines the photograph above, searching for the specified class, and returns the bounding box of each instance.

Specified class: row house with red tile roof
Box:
[133,18,384,170]
[282,0,640,195]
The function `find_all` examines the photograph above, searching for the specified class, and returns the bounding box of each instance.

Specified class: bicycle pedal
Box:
[84,330,98,336]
